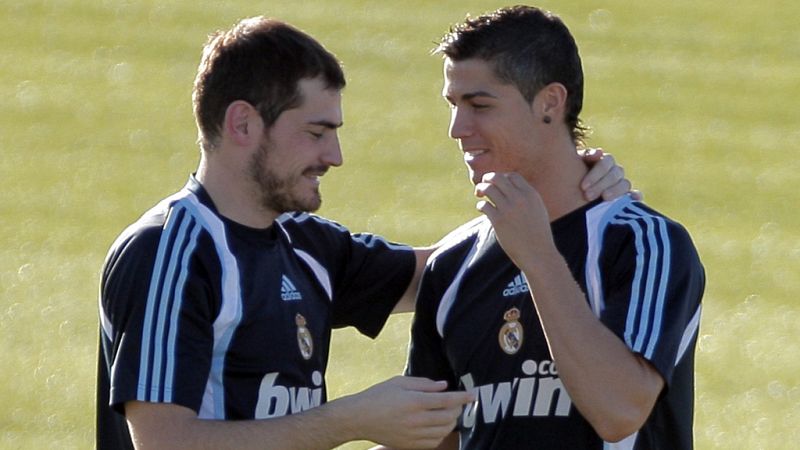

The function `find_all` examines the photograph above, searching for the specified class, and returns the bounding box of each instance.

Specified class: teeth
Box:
[464,149,487,160]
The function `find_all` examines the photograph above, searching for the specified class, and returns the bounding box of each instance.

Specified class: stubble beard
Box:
[249,139,323,214]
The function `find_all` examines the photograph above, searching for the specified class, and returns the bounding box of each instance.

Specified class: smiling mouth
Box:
[303,166,329,179]
[464,149,487,161]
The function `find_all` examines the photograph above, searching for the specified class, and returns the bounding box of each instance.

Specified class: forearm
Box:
[127,376,472,450]
[518,246,663,442]
[473,171,659,440]
[126,401,354,450]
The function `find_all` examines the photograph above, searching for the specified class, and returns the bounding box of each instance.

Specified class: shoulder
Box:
[276,212,350,242]
[430,215,488,259]
[103,190,214,280]
[414,217,490,330]
[277,211,411,252]
[103,203,170,273]
[591,197,697,245]
[589,196,704,275]
[425,215,489,278]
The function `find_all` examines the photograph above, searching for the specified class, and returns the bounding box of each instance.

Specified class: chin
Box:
[306,200,322,213]
[467,170,478,185]
[289,186,321,212]
[300,193,322,213]
[467,166,490,185]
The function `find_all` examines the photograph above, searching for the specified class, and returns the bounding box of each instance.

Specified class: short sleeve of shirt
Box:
[598,215,705,385]
[100,219,220,414]
[278,214,416,338]
[405,265,458,388]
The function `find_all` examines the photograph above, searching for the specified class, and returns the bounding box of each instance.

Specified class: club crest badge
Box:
[498,307,524,355]
[296,313,313,360]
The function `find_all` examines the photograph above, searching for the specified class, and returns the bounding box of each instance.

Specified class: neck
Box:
[196,152,279,228]
[529,140,589,221]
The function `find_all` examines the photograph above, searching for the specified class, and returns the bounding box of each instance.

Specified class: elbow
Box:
[594,419,642,443]
[591,402,653,443]
[595,359,664,442]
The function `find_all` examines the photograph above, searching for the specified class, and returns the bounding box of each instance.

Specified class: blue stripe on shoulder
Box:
[164,220,202,401]
[138,202,189,400]
[179,196,242,418]
[610,204,671,359]
[134,188,243,416]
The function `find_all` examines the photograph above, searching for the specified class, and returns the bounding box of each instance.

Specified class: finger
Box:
[578,147,604,162]
[630,189,644,201]
[480,171,499,183]
[580,152,616,191]
[474,182,507,209]
[600,176,632,201]
[476,199,497,220]
[419,390,476,411]
[480,171,516,194]
[506,172,532,192]
[474,182,489,198]
[410,407,463,428]
[583,164,625,201]
[478,172,524,198]
[397,376,449,393]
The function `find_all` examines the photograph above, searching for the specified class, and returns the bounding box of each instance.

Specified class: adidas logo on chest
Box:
[281,274,303,301]
[502,273,530,297]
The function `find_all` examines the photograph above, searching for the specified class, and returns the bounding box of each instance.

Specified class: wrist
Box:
[332,393,368,443]
[516,239,561,275]
[310,397,360,446]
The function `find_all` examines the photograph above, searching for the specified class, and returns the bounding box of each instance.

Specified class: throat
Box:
[531,155,589,221]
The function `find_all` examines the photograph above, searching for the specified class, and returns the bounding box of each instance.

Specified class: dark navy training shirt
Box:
[406,196,705,450]
[97,176,415,449]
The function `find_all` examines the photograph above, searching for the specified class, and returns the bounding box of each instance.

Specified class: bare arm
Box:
[126,376,474,450]
[475,173,663,442]
[393,246,435,314]
[511,246,663,441]
[126,401,346,450]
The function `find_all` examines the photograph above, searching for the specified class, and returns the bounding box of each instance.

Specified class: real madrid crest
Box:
[498,307,524,355]
[295,313,313,360]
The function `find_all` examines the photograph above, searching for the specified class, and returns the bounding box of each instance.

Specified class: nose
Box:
[448,106,472,141]
[323,134,343,167]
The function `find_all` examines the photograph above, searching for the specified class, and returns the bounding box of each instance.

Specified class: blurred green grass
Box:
[1,0,798,448]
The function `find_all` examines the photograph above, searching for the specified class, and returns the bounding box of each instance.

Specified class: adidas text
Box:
[281,275,302,301]
[503,274,530,297]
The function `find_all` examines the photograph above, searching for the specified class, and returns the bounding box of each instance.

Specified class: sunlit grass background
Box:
[1,0,798,448]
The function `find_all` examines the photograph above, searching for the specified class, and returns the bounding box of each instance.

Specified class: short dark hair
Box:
[435,5,589,146]
[192,17,346,151]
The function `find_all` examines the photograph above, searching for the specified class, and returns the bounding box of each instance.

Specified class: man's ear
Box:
[537,82,568,119]
[223,100,263,146]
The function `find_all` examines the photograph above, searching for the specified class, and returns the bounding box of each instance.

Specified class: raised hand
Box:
[474,172,555,269]
[579,148,639,201]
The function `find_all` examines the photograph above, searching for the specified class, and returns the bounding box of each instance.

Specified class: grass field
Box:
[1,0,798,448]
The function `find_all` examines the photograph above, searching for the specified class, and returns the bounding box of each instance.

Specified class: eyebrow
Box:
[308,120,343,129]
[443,90,498,102]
